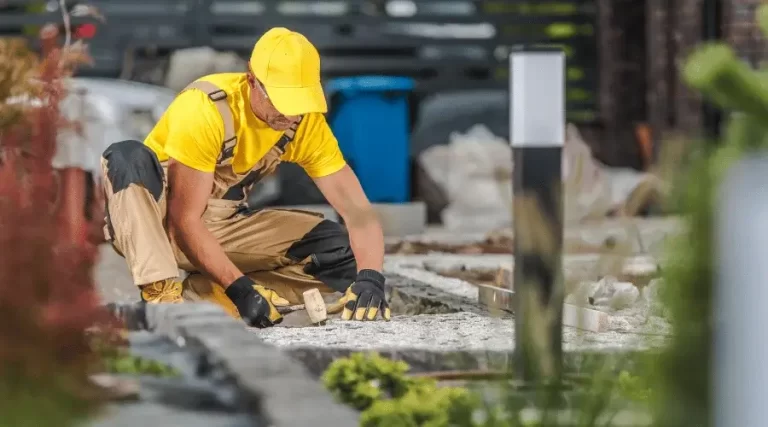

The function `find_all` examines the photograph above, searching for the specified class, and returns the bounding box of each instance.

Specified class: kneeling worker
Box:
[100,27,390,328]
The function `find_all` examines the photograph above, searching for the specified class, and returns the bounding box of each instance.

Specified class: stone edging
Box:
[110,302,359,427]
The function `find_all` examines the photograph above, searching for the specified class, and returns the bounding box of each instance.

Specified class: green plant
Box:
[616,371,651,403]
[360,383,481,427]
[89,332,178,377]
[648,4,768,427]
[323,353,494,426]
[322,352,422,411]
[103,351,178,377]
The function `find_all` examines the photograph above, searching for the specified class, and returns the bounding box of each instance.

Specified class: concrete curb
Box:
[108,302,359,427]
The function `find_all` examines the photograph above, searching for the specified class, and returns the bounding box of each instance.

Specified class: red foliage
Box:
[0,24,116,410]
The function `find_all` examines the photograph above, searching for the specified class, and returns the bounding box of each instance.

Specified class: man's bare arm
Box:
[314,165,383,272]
[166,159,242,288]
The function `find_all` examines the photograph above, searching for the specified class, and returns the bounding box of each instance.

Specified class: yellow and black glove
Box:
[225,276,283,328]
[338,269,391,321]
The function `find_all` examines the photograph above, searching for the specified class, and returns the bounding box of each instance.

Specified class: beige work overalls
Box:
[100,81,336,312]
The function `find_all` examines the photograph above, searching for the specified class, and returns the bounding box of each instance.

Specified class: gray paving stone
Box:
[238,376,358,427]
[188,329,267,352]
[173,316,244,337]
[165,317,241,338]
[147,302,231,333]
[146,300,359,425]
[163,303,230,321]
[87,401,255,427]
[217,351,308,379]
[386,273,503,316]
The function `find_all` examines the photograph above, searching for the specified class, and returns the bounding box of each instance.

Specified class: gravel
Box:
[255,311,668,352]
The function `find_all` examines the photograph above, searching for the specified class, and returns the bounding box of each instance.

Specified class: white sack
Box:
[165,47,248,92]
[418,123,659,233]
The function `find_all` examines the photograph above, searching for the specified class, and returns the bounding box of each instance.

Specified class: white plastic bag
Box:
[562,123,612,222]
[440,125,513,231]
[562,124,652,222]
[165,47,247,92]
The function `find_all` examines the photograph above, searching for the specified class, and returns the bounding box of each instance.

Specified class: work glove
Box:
[225,276,283,328]
[339,269,391,321]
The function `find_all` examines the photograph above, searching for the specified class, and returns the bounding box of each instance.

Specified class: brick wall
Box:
[644,0,703,146]
[725,0,766,65]
[643,0,766,152]
[586,1,763,165]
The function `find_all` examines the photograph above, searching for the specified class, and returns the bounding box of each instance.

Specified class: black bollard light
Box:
[510,46,566,382]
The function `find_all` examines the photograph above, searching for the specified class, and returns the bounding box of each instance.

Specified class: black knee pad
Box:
[286,219,357,293]
[103,140,164,201]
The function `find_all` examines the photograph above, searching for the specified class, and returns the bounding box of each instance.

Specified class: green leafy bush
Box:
[616,371,651,402]
[322,353,488,426]
[360,384,480,427]
[322,352,418,411]
[650,4,768,426]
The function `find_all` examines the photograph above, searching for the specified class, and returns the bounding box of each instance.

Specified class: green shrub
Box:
[616,371,651,403]
[322,352,419,411]
[360,384,480,427]
[650,4,768,426]
[322,353,490,426]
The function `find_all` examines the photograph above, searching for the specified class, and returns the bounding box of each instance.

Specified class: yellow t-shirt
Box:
[144,73,346,178]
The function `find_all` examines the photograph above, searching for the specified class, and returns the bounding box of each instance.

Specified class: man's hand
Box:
[225,276,283,328]
[338,270,391,321]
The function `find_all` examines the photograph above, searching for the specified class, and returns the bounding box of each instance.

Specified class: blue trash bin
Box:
[325,76,415,203]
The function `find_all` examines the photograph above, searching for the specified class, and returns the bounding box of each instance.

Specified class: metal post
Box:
[715,156,768,427]
[510,46,565,381]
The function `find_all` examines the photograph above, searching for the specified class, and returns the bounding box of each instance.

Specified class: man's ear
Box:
[246,72,255,88]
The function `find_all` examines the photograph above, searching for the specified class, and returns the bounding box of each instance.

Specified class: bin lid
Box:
[325,76,415,96]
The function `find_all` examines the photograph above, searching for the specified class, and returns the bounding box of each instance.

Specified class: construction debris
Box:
[415,123,668,233]
[563,304,611,332]
[619,255,660,288]
[608,282,641,311]
[494,267,512,289]
[476,283,515,313]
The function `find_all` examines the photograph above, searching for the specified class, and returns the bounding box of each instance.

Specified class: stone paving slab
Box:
[112,303,360,427]
[386,274,499,316]
[403,217,682,247]
[88,401,255,427]
[384,253,661,301]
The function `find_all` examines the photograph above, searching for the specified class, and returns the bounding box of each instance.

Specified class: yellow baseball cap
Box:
[249,27,327,116]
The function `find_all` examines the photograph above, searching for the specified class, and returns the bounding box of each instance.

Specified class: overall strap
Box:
[231,115,305,199]
[275,115,304,151]
[180,80,237,162]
